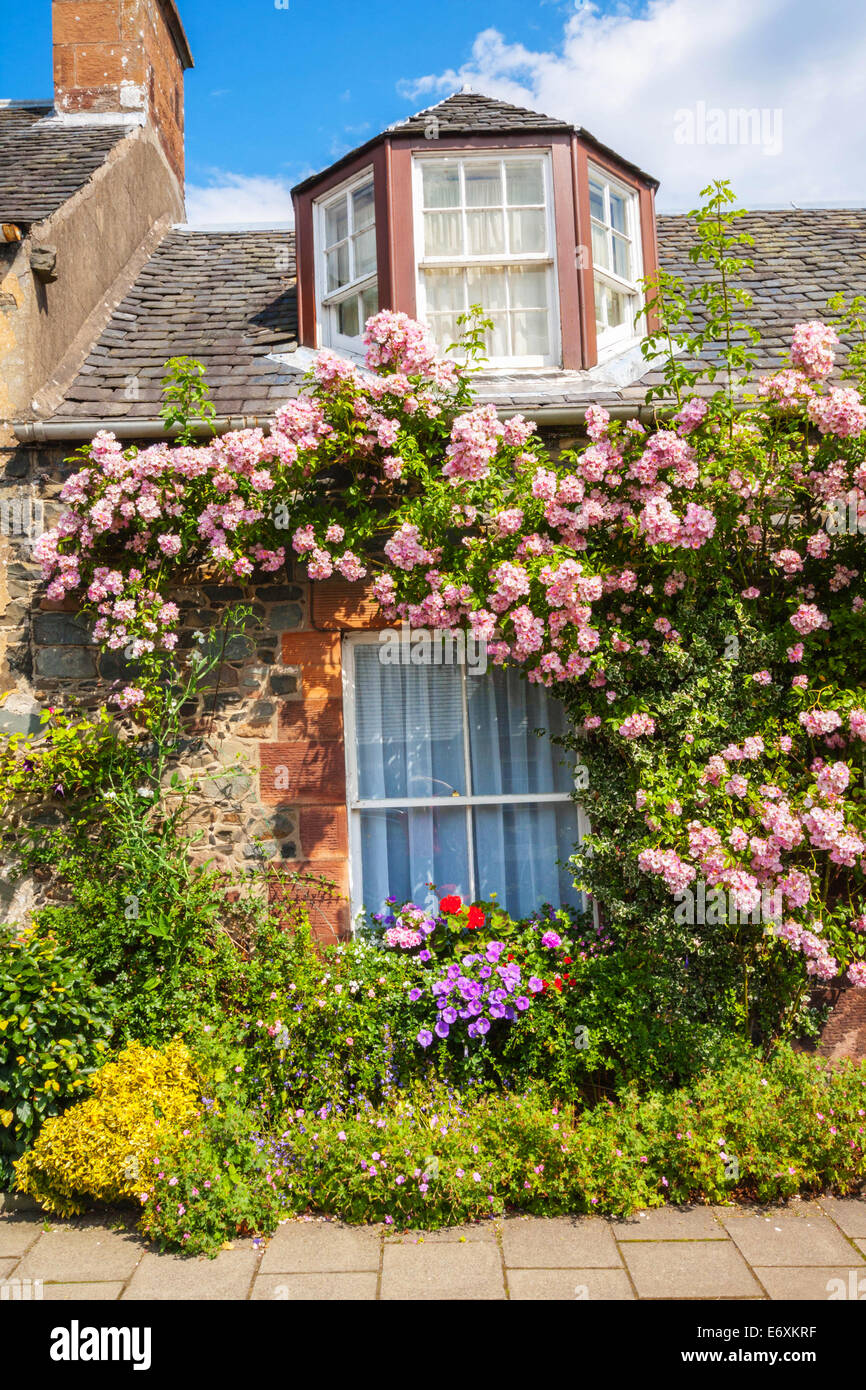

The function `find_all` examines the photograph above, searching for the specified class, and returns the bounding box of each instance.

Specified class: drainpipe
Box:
[13,416,264,443]
[14,403,660,444]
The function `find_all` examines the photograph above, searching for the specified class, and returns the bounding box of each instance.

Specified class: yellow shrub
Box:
[14,1039,200,1216]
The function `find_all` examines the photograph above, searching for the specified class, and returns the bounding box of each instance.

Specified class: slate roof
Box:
[41,206,866,426]
[293,89,658,196]
[0,102,132,225]
[389,91,572,135]
[50,229,298,420]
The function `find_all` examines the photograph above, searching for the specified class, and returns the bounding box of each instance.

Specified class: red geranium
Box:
[439,895,463,916]
[467,906,485,930]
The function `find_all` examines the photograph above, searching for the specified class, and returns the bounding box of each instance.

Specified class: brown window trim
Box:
[293,130,659,371]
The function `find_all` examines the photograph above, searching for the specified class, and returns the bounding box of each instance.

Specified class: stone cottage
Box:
[2,0,866,1049]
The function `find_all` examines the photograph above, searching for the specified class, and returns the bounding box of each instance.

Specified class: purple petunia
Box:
[417,1030,433,1048]
[528,977,544,993]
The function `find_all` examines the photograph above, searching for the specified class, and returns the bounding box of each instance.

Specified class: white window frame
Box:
[342,631,587,925]
[588,162,644,359]
[412,149,562,370]
[313,166,378,356]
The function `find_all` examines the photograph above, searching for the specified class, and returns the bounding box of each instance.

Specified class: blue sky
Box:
[2,0,865,222]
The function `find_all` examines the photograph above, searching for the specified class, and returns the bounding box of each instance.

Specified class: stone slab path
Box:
[1,1197,865,1300]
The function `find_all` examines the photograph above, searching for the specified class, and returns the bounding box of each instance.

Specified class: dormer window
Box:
[315,169,378,353]
[588,164,643,355]
[293,91,659,373]
[413,152,559,368]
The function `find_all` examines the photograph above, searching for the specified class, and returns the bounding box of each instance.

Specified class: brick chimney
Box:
[52,0,194,184]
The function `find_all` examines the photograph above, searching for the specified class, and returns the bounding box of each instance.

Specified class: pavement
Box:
[1,1197,865,1300]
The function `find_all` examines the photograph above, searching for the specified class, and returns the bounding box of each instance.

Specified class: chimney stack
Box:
[52,0,193,184]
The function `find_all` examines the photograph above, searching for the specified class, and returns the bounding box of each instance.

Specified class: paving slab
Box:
[0,1215,45,1259]
[818,1197,866,1238]
[502,1216,621,1268]
[612,1208,726,1240]
[122,1247,258,1300]
[0,1257,21,1281]
[384,1223,497,1244]
[754,1266,866,1300]
[42,1282,125,1300]
[508,1268,635,1300]
[251,1272,378,1300]
[16,1224,143,1283]
[720,1210,861,1267]
[621,1240,764,1299]
[381,1240,505,1300]
[259,1220,381,1274]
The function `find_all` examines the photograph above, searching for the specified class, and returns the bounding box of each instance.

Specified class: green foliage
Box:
[139,1045,866,1252]
[160,355,217,445]
[14,1039,199,1216]
[0,924,112,1187]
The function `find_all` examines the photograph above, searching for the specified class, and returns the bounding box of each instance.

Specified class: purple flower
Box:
[541,931,562,949]
[419,949,432,962]
[528,977,544,993]
[515,995,530,1010]
[475,1017,491,1035]
[442,1007,457,1024]
[417,1030,433,1048]
[409,988,423,1001]
[434,1020,450,1039]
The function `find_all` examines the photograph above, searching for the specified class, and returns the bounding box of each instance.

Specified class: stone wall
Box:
[2,438,866,1049]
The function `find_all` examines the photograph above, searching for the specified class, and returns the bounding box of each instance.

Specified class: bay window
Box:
[413,152,560,368]
[315,170,378,353]
[343,634,582,922]
[588,164,643,354]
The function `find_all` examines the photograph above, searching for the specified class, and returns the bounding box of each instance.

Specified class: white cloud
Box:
[184,172,295,227]
[401,0,866,210]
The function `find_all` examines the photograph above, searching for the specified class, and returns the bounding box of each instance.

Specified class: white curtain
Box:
[353,647,580,917]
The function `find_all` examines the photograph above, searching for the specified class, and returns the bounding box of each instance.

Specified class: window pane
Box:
[353,227,377,279]
[595,278,631,332]
[326,243,350,292]
[508,265,548,309]
[325,196,349,248]
[425,267,465,313]
[464,162,502,208]
[466,208,505,255]
[609,189,628,233]
[467,666,572,795]
[422,161,460,209]
[360,283,379,324]
[466,266,507,311]
[424,210,463,257]
[354,645,466,800]
[506,161,544,206]
[360,806,470,916]
[484,315,509,360]
[589,179,605,223]
[337,295,359,338]
[508,208,546,254]
[427,312,464,351]
[352,181,375,230]
[611,231,631,280]
[511,311,549,357]
[473,803,580,918]
[591,222,610,272]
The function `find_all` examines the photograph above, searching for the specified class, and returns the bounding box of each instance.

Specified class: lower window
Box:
[343,634,582,922]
